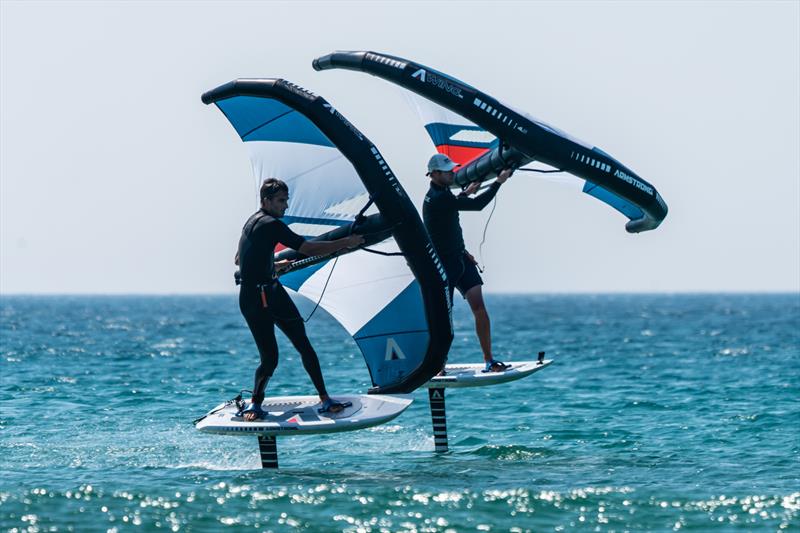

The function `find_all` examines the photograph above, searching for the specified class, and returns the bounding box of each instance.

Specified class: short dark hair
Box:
[260,178,289,201]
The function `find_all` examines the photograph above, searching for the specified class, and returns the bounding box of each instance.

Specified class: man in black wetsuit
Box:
[236,178,364,421]
[422,153,513,373]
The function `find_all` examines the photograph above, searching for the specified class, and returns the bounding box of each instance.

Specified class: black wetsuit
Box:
[237,209,328,405]
[423,181,502,300]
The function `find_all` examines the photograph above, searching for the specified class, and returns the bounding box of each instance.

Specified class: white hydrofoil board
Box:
[195,394,412,436]
[425,360,553,389]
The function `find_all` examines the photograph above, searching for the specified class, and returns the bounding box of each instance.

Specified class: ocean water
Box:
[1,294,798,532]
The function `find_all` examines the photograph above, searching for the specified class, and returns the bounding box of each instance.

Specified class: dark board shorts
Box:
[441,251,483,300]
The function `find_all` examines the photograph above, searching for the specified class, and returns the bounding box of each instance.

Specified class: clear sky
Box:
[1,1,798,294]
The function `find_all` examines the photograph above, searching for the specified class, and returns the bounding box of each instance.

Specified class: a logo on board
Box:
[385,338,407,361]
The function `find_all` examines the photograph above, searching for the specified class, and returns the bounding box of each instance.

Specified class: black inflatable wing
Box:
[313,51,668,233]
[203,79,452,393]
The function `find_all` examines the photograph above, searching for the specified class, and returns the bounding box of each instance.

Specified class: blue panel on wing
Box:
[356,331,430,388]
[244,109,334,147]
[280,259,330,292]
[216,96,334,147]
[282,215,349,228]
[353,282,429,387]
[583,183,644,220]
[424,123,498,149]
[354,281,428,339]
[216,96,292,139]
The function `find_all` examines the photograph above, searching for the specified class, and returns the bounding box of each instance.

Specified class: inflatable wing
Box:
[202,79,452,393]
[313,51,668,233]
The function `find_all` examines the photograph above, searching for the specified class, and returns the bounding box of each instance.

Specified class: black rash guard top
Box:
[238,209,305,286]
[422,181,501,257]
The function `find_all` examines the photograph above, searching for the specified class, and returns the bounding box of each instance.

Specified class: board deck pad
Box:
[425,360,552,389]
[195,394,412,436]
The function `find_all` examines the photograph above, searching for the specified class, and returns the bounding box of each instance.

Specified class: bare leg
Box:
[465,285,492,363]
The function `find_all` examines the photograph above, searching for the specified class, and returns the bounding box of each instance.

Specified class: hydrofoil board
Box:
[426,359,552,389]
[195,394,412,436]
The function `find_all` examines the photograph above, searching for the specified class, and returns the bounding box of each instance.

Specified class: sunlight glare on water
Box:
[1,294,798,531]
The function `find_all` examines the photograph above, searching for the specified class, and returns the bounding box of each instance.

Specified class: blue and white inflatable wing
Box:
[314,51,668,233]
[203,79,452,394]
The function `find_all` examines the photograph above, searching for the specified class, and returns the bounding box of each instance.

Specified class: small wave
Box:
[455,436,487,447]
[466,444,553,461]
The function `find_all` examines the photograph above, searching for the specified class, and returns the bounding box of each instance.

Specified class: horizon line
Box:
[1,290,799,297]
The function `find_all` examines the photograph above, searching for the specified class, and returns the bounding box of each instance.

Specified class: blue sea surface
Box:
[1,294,798,532]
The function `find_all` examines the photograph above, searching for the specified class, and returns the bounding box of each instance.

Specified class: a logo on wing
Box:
[322,102,364,141]
[385,338,407,361]
[413,68,463,99]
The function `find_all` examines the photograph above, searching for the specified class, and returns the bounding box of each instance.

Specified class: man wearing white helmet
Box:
[423,153,513,373]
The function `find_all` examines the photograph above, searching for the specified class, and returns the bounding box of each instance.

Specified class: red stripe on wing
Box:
[436,144,490,167]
